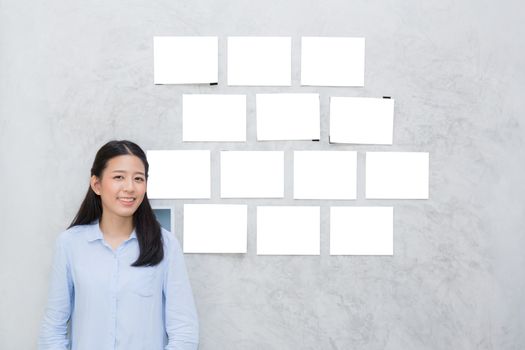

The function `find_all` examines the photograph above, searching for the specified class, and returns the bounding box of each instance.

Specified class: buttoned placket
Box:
[99,236,135,349]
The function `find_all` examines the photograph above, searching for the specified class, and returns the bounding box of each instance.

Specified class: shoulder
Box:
[55,222,95,246]
[160,227,183,254]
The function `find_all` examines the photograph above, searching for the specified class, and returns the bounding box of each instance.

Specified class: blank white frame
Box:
[153,36,218,84]
[330,206,393,255]
[183,204,248,253]
[301,37,365,87]
[330,97,394,145]
[366,152,429,199]
[256,93,320,141]
[227,36,291,86]
[183,94,247,142]
[220,151,284,198]
[146,150,211,199]
[257,206,320,255]
[294,151,357,199]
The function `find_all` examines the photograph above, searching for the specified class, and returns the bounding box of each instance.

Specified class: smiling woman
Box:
[90,155,148,250]
[38,140,199,350]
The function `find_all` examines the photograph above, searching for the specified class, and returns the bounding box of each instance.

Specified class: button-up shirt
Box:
[38,220,199,350]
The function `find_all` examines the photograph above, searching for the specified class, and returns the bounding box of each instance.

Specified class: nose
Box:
[122,177,135,193]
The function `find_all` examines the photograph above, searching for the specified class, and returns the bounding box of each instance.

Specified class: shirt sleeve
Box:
[163,234,200,350]
[38,234,74,350]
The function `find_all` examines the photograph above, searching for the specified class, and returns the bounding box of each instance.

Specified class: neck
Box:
[99,212,134,238]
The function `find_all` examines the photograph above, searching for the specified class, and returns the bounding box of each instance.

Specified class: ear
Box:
[90,175,101,195]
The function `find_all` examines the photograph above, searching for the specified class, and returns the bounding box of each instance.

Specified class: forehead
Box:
[105,155,145,173]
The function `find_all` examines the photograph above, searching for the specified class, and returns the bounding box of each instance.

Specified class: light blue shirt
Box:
[38,220,199,350]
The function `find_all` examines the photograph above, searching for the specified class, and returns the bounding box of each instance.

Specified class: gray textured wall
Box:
[1,0,524,349]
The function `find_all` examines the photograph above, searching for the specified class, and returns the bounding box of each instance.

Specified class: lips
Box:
[117,197,136,206]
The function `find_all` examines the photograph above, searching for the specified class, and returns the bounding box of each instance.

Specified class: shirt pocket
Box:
[131,266,157,297]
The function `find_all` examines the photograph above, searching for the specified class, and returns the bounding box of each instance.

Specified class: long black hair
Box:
[68,140,164,267]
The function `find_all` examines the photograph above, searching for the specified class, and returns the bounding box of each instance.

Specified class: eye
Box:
[114,175,124,180]
[135,177,145,182]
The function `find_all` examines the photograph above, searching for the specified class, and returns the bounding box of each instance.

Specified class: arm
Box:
[37,234,73,350]
[163,234,199,350]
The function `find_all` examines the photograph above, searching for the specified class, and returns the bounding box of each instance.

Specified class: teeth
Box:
[119,198,134,202]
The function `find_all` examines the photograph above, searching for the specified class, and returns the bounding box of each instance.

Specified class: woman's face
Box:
[90,155,147,220]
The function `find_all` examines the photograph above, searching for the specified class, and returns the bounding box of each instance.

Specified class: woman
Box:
[38,140,199,350]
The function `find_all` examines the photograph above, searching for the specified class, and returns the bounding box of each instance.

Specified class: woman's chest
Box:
[70,242,164,298]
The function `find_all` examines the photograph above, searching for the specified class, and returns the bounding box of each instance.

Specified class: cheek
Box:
[99,192,116,209]
[137,183,147,197]
[99,181,120,200]
[107,182,121,196]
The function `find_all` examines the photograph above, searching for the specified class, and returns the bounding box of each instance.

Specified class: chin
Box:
[115,207,137,217]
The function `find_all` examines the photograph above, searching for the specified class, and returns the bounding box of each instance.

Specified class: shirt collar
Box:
[86,219,137,242]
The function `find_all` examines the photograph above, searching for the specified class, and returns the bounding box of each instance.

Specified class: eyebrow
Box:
[111,170,145,176]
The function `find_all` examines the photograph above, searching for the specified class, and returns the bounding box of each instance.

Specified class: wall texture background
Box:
[1,0,524,349]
